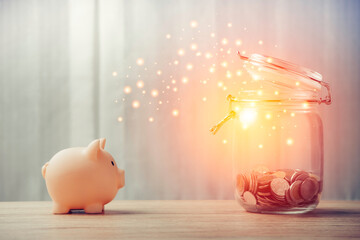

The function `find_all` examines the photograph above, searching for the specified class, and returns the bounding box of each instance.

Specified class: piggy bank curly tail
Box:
[42,162,49,178]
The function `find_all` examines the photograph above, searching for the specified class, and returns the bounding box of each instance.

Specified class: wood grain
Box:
[0,201,360,239]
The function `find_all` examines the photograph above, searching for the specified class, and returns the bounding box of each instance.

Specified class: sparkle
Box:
[296,81,300,86]
[171,79,176,84]
[258,40,263,45]
[221,38,228,45]
[258,144,263,149]
[117,117,123,122]
[172,109,179,117]
[165,34,171,39]
[132,100,140,109]
[186,64,193,70]
[217,81,224,87]
[173,87,178,92]
[177,49,185,56]
[190,43,198,50]
[303,102,309,108]
[209,67,215,73]
[266,58,273,63]
[272,126,276,130]
[226,71,232,78]
[190,20,198,28]
[195,52,202,56]
[290,113,295,117]
[227,22,232,28]
[151,89,159,97]
[205,52,212,59]
[236,40,242,46]
[223,139,228,144]
[157,70,162,75]
[287,138,294,145]
[210,33,215,38]
[112,72,118,76]
[236,70,242,76]
[202,97,207,102]
[257,90,263,95]
[124,86,132,94]
[239,108,257,125]
[265,113,272,119]
[136,58,144,66]
[173,60,179,65]
[136,80,144,88]
[221,61,228,68]
[182,77,189,84]
[274,91,279,95]
[148,117,154,122]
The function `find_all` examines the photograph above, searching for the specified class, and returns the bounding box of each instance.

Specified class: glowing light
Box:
[258,40,263,45]
[117,117,123,122]
[190,20,198,28]
[217,81,224,87]
[287,138,294,145]
[223,86,227,91]
[258,144,263,149]
[303,102,309,108]
[296,81,300,86]
[252,75,260,81]
[267,58,273,63]
[174,60,179,65]
[151,89,159,97]
[221,61,228,68]
[172,109,179,117]
[157,70,162,75]
[186,64,193,70]
[250,102,256,107]
[202,97,207,102]
[291,113,295,117]
[239,108,257,125]
[283,109,287,113]
[136,80,144,88]
[226,71,232,78]
[132,100,140,109]
[148,117,154,122]
[223,139,228,144]
[190,43,198,50]
[257,90,263,96]
[236,40,242,46]
[171,79,176,84]
[236,70,242,76]
[166,34,171,39]
[182,77,188,84]
[136,58,144,66]
[124,86,132,94]
[210,33,215,38]
[195,52,201,56]
[112,72,117,76]
[265,113,272,119]
[177,49,185,56]
[209,67,215,73]
[227,22,232,28]
[221,38,228,45]
[205,52,212,59]
[272,126,276,130]
[274,91,279,95]
[173,87,178,92]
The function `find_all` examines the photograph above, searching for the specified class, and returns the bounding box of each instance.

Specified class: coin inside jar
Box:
[270,178,290,197]
[289,180,303,204]
[243,191,257,205]
[300,177,319,201]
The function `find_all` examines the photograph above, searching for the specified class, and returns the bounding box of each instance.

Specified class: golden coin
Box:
[270,178,290,197]
[300,177,320,201]
[289,180,304,204]
[243,191,257,206]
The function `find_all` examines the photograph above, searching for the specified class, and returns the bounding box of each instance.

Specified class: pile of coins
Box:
[236,166,321,212]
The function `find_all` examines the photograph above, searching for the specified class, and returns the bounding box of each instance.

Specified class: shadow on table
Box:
[300,208,360,218]
[69,209,145,215]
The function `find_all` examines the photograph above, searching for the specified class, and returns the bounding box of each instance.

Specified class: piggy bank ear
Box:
[100,138,106,150]
[86,139,101,160]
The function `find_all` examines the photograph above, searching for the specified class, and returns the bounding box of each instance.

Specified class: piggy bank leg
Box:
[84,203,104,214]
[52,203,70,214]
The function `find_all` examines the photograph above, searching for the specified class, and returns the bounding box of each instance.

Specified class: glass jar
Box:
[211,53,331,214]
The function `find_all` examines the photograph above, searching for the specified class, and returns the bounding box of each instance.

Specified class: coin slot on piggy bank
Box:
[211,53,331,214]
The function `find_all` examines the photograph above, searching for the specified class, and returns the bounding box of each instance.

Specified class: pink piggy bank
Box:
[42,138,125,214]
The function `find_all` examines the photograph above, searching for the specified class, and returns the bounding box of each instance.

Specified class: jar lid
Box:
[236,52,331,105]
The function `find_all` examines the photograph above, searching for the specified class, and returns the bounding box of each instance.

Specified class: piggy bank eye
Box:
[111,161,114,166]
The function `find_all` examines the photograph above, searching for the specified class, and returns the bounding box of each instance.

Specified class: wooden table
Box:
[1,201,359,239]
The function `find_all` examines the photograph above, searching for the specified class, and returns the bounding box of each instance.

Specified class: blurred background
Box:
[1,0,359,201]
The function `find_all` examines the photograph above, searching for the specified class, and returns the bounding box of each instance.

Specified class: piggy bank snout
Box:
[117,168,125,189]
